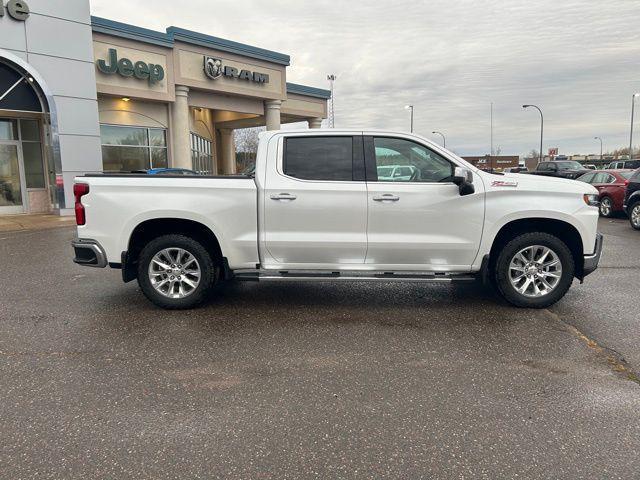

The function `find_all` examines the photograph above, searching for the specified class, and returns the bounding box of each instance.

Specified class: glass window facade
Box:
[0,119,45,189]
[20,120,45,189]
[101,125,168,172]
[0,119,18,140]
[190,132,214,175]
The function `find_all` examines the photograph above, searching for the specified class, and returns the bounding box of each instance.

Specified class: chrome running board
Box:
[234,270,477,283]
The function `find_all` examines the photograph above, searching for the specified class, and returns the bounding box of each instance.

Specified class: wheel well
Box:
[628,194,640,208]
[123,218,223,282]
[488,218,584,278]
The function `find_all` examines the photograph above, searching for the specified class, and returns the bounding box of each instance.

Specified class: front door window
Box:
[372,136,454,182]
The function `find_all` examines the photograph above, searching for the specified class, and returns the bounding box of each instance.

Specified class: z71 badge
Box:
[491,180,518,187]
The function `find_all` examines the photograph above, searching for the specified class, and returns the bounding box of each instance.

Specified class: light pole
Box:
[630,93,640,161]
[432,131,446,148]
[490,102,493,155]
[594,136,603,162]
[405,105,414,133]
[523,104,543,164]
[327,74,336,128]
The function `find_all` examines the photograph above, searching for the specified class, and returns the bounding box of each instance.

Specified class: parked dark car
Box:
[528,160,591,179]
[576,169,634,217]
[623,168,640,230]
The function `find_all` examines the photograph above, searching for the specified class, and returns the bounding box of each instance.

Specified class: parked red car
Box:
[576,169,635,217]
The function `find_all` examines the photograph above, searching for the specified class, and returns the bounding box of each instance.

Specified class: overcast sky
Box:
[91,0,640,157]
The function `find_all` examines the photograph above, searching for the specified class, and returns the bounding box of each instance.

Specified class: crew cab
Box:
[72,130,603,309]
[528,160,591,179]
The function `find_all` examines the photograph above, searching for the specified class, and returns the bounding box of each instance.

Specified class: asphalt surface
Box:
[0,218,639,479]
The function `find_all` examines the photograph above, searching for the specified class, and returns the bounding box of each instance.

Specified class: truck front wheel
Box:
[493,232,575,308]
[137,234,219,309]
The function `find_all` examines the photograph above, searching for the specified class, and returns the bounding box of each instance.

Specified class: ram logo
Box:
[204,56,223,80]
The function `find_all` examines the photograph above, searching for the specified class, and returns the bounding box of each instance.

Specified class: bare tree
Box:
[494,145,502,156]
[234,127,264,173]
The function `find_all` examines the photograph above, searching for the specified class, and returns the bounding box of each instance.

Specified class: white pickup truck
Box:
[72,130,603,309]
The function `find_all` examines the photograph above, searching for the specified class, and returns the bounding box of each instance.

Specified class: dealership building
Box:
[0,0,330,215]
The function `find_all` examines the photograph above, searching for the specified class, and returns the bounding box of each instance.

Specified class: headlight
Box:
[583,194,600,206]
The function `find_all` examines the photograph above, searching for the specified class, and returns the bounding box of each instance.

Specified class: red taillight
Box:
[74,183,90,225]
[624,180,630,187]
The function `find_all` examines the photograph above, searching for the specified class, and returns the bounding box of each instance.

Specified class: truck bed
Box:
[75,174,259,269]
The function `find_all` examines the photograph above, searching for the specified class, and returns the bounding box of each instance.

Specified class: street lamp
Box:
[327,74,336,128]
[405,105,414,133]
[432,131,446,148]
[594,136,603,162]
[630,93,640,161]
[523,104,543,164]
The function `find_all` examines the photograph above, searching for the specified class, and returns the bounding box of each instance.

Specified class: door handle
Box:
[270,193,297,201]
[373,194,400,202]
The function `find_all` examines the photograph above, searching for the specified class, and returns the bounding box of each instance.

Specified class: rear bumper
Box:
[582,233,603,278]
[72,239,108,268]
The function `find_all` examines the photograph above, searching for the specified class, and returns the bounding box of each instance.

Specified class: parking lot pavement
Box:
[1,222,639,479]
[552,217,640,368]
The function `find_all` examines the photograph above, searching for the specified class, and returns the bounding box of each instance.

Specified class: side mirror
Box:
[453,166,475,196]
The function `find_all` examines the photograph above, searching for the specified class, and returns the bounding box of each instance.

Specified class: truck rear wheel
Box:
[137,234,219,309]
[493,232,574,308]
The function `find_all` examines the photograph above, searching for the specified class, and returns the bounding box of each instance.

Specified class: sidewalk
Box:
[0,214,75,233]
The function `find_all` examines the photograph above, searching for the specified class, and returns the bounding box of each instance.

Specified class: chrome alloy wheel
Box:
[508,245,563,298]
[632,204,640,228]
[148,248,201,299]
[600,197,612,217]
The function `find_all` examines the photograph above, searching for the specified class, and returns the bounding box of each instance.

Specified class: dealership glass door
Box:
[0,143,25,213]
[0,120,26,213]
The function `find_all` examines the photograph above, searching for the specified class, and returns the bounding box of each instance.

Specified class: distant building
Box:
[463,155,519,171]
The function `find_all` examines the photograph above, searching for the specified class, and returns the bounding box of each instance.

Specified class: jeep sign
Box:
[0,0,30,21]
[96,49,165,85]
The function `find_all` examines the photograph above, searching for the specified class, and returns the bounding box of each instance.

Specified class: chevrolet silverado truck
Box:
[71,130,603,309]
[527,160,591,180]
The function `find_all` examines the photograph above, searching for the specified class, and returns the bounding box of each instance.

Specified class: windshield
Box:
[556,161,583,170]
[620,171,635,179]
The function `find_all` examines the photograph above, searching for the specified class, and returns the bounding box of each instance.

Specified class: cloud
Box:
[90,0,640,156]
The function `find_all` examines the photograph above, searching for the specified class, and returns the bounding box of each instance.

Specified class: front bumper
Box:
[582,233,603,278]
[72,239,108,268]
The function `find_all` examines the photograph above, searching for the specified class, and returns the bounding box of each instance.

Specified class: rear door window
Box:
[284,136,355,181]
[592,173,609,184]
[578,172,595,183]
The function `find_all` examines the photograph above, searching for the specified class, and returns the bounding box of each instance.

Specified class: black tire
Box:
[493,232,575,308]
[629,202,640,231]
[599,196,614,218]
[137,234,219,309]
